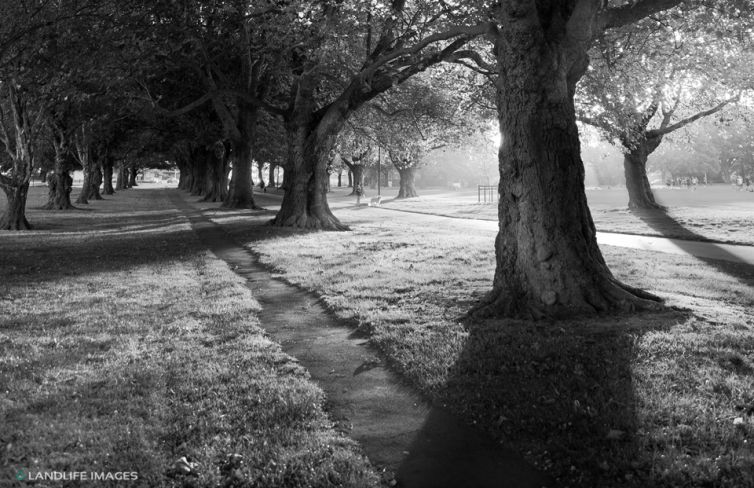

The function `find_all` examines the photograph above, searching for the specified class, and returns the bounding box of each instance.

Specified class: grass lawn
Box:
[0,188,378,487]
[208,201,754,488]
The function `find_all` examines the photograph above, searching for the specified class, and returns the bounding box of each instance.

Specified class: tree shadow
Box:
[396,311,688,487]
[629,208,754,285]
[0,217,199,285]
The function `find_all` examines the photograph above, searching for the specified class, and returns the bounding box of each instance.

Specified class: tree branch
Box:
[600,0,684,30]
[647,94,739,138]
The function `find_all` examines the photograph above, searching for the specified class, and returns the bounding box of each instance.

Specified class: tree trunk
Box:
[347,165,364,195]
[128,167,138,187]
[257,162,266,190]
[223,138,259,208]
[337,169,343,187]
[202,143,230,202]
[40,169,48,183]
[268,163,276,188]
[75,157,92,204]
[102,157,115,195]
[475,6,662,319]
[348,170,353,187]
[0,182,31,230]
[88,161,103,200]
[270,114,346,230]
[44,168,74,210]
[624,138,663,210]
[396,167,419,198]
[222,107,260,209]
[115,163,126,190]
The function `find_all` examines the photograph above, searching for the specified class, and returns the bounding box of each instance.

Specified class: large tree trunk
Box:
[44,137,75,210]
[75,157,92,205]
[396,167,419,199]
[475,5,662,319]
[223,108,259,209]
[624,137,663,210]
[269,114,346,230]
[102,156,115,195]
[202,142,230,202]
[223,138,259,208]
[348,170,353,187]
[116,164,128,190]
[0,182,31,230]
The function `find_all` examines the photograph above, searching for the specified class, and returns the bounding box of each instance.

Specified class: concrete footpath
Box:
[170,191,552,488]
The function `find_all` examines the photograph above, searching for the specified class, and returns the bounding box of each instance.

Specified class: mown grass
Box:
[0,189,378,488]
[214,205,754,488]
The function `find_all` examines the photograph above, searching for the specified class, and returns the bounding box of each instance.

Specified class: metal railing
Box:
[478,185,497,204]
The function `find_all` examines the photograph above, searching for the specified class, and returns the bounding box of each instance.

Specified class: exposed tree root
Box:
[466,278,664,323]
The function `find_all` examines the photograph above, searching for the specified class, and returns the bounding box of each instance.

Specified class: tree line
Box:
[1,0,752,319]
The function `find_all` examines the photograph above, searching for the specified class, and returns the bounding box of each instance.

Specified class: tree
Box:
[473,1,728,318]
[576,11,747,209]
[0,82,43,230]
[335,126,374,195]
[265,1,490,229]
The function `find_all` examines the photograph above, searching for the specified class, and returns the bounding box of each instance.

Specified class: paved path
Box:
[170,191,552,488]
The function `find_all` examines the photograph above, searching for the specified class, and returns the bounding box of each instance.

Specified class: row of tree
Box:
[2,0,752,319]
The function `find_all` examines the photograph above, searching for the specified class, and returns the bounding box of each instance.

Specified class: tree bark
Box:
[269,112,346,230]
[624,137,663,210]
[0,182,31,230]
[223,108,260,209]
[343,161,364,195]
[128,166,138,187]
[115,163,126,190]
[75,150,93,205]
[102,156,115,195]
[88,161,103,200]
[396,167,419,198]
[268,163,276,188]
[337,168,343,187]
[44,166,74,210]
[475,4,662,319]
[257,162,266,190]
[202,142,230,202]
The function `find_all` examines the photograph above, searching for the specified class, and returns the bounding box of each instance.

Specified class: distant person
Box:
[355,184,364,205]
[745,177,752,192]
[691,176,698,190]
[736,175,744,190]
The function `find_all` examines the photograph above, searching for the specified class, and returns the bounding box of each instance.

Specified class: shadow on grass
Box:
[632,208,754,284]
[398,311,688,487]
[0,221,198,285]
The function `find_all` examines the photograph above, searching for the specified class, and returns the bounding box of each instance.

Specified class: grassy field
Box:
[0,189,378,487]
[3,184,754,487]
[208,199,754,488]
[358,184,754,246]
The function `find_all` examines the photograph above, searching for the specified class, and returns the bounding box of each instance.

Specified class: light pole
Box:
[377,146,381,196]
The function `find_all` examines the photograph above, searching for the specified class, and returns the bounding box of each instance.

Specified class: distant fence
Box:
[478,185,497,204]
